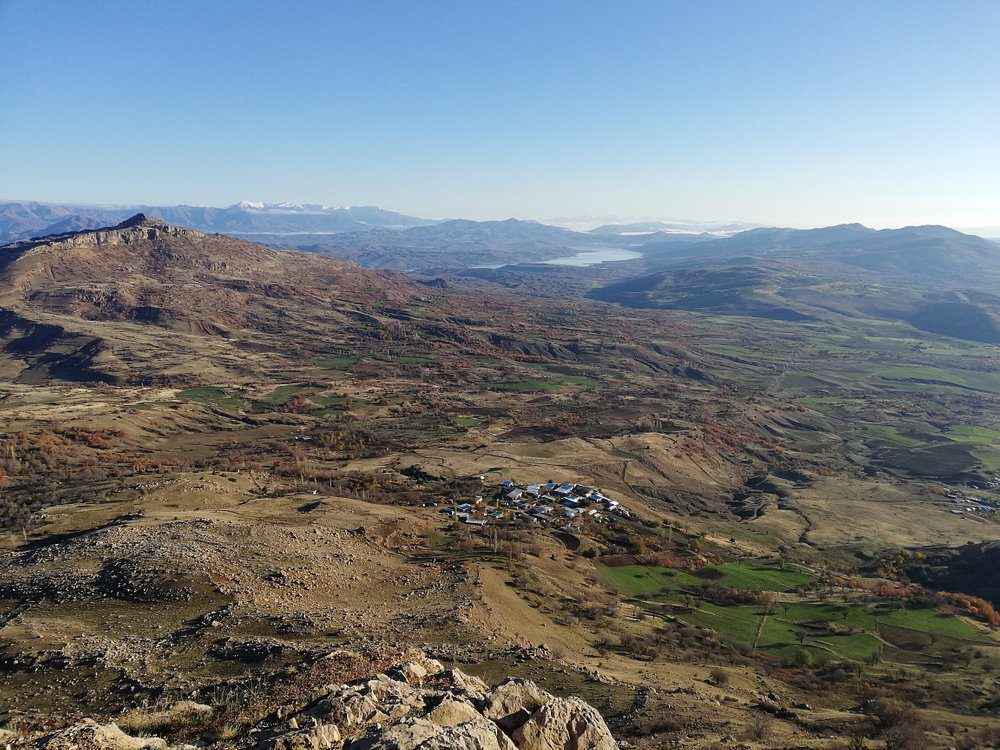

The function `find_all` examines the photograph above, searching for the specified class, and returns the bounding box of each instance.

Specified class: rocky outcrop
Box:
[31,720,168,750]
[5,655,618,750]
[483,678,553,731]
[512,698,618,750]
[252,654,617,750]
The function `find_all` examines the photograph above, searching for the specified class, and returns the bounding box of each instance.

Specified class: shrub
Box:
[743,713,774,742]
[708,667,729,687]
[881,723,927,750]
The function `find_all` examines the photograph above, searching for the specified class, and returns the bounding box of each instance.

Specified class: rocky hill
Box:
[0,215,420,383]
[637,223,1000,283]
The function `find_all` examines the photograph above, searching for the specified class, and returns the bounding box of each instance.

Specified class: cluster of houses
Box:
[945,485,1000,517]
[428,480,631,529]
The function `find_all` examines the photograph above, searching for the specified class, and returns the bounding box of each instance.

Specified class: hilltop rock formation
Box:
[250,654,618,750]
[4,654,619,750]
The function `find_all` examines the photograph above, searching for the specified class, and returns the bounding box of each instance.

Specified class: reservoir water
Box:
[542,247,642,266]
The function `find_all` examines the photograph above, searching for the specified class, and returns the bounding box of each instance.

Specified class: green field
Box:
[945,424,1000,445]
[175,386,244,412]
[599,561,811,597]
[601,560,994,663]
[710,562,812,591]
[487,380,561,393]
[855,423,928,448]
[781,371,831,389]
[679,599,991,662]
[523,363,601,387]
[261,384,310,404]
[872,365,1000,394]
[310,356,357,370]
[684,602,878,661]
[598,564,701,596]
[557,374,600,387]
[705,343,760,358]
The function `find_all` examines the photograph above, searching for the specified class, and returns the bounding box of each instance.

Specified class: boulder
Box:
[346,717,515,750]
[425,696,481,727]
[306,674,425,730]
[483,678,553,731]
[258,722,341,750]
[408,653,445,676]
[36,720,167,750]
[386,661,429,686]
[439,669,490,700]
[512,697,618,750]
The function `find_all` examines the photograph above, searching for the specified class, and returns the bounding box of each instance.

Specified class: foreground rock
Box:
[252,655,618,750]
[4,653,618,750]
[30,720,167,750]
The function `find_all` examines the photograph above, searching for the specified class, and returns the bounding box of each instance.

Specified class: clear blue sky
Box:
[2,0,998,229]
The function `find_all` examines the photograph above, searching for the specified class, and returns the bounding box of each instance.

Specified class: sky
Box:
[2,0,999,229]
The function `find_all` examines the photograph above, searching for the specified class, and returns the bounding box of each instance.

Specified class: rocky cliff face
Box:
[4,653,618,750]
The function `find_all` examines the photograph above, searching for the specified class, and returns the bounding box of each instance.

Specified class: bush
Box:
[867,698,918,732]
[789,647,813,667]
[743,713,774,742]
[708,667,730,687]
[881,723,927,750]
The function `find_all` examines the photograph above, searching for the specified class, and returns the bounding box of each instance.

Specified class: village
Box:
[944,483,1000,518]
[425,478,633,530]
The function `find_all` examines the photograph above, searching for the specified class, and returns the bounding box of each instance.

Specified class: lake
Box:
[543,247,643,266]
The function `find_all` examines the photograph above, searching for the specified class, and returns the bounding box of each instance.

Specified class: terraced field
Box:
[600,560,999,667]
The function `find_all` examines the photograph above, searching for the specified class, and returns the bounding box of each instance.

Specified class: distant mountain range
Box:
[263,218,613,271]
[0,201,633,272]
[587,223,1000,343]
[2,202,998,284]
[588,220,758,236]
[633,223,1000,279]
[0,201,433,244]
